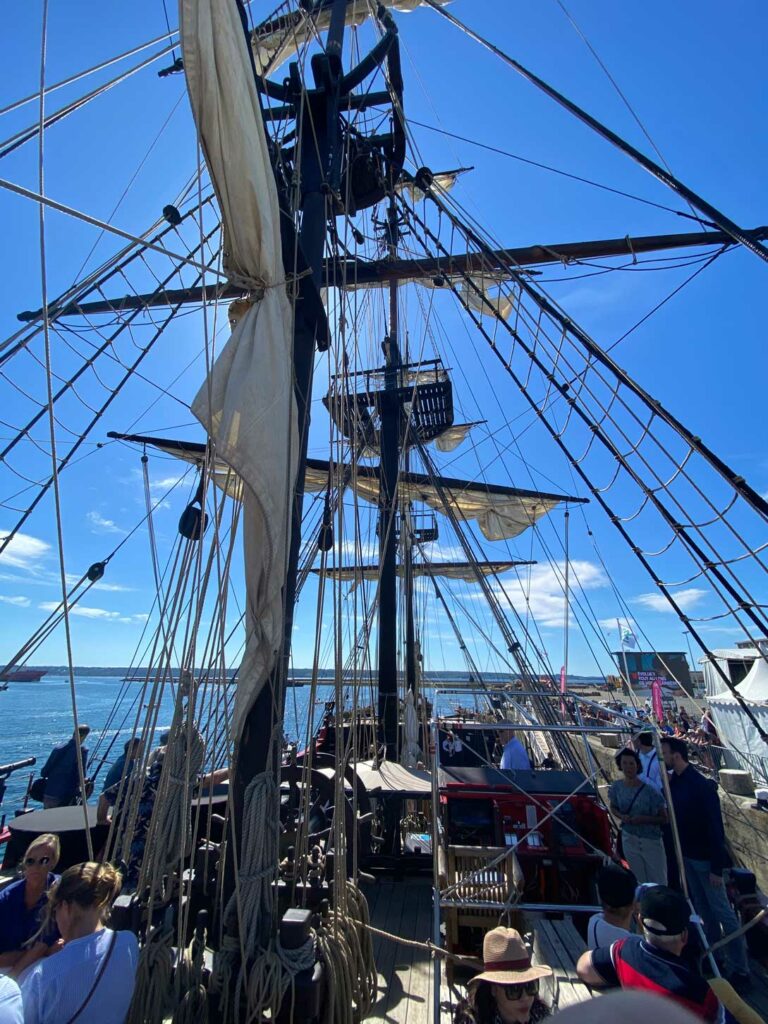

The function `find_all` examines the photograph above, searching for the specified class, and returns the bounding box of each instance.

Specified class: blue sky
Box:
[0,0,765,677]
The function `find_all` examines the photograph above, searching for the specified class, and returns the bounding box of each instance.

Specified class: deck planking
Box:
[529,914,594,1009]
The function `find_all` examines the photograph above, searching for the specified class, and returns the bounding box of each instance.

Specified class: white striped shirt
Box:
[20,928,138,1024]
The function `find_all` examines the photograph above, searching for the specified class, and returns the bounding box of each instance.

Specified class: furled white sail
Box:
[458,276,514,321]
[181,0,298,739]
[315,560,522,584]
[397,168,465,203]
[402,689,421,768]
[138,440,569,543]
[432,421,481,453]
[253,0,452,76]
[303,464,565,541]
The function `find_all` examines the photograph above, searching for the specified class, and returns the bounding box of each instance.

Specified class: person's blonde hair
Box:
[43,862,122,932]
[23,833,60,869]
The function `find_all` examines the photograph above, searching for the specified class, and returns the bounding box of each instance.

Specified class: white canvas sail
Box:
[181,0,299,739]
[144,442,569,545]
[253,0,452,76]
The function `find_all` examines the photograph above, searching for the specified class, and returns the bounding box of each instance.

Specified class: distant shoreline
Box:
[4,666,610,685]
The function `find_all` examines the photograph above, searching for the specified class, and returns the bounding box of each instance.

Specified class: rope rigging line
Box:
[398,189,768,619]
[0,27,180,119]
[35,0,93,858]
[0,235,221,561]
[1,182,216,361]
[421,0,768,265]
[408,186,768,524]
[398,196,768,743]
[406,117,708,224]
[426,293,639,687]
[0,176,221,277]
[0,42,180,161]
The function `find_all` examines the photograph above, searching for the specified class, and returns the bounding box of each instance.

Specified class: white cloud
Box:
[150,475,186,493]
[86,511,126,535]
[91,581,134,593]
[597,616,635,632]
[633,588,707,614]
[485,560,607,628]
[0,595,30,607]
[338,539,378,561]
[38,602,149,625]
[39,601,121,620]
[0,531,50,571]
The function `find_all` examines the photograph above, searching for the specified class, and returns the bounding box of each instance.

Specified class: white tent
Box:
[710,657,768,781]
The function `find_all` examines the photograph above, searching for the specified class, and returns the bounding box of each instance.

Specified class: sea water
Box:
[0,674,333,819]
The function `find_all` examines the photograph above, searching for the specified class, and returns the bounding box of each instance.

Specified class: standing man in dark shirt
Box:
[661,737,749,988]
[40,724,90,808]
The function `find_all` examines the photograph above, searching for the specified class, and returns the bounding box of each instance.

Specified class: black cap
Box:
[597,863,637,908]
[639,886,690,937]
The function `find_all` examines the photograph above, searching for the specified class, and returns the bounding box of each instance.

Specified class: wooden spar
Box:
[17,225,767,321]
[312,559,536,577]
[106,432,588,505]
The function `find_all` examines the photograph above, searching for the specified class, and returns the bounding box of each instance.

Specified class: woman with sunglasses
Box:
[0,833,60,976]
[19,861,138,1024]
[455,927,553,1024]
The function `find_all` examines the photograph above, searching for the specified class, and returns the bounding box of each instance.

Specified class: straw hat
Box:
[468,927,553,987]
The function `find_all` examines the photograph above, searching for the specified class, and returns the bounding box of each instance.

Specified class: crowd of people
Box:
[0,717,755,1023]
[461,725,755,1024]
[0,846,137,1024]
[607,733,750,989]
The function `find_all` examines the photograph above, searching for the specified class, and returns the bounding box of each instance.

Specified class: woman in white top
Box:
[20,861,138,1024]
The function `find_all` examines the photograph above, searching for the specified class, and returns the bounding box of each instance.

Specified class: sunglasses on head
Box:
[500,980,539,1000]
[24,856,51,867]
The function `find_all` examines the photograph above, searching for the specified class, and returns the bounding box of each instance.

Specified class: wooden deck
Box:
[364,876,440,1024]
[362,878,597,1024]
[361,877,768,1023]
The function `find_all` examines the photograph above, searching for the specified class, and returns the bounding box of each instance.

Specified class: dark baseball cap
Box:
[597,863,637,908]
[639,886,690,937]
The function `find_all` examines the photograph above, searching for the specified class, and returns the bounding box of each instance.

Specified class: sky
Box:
[0,0,766,678]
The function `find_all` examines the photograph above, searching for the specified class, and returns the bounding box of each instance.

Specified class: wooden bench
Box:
[529,914,596,1009]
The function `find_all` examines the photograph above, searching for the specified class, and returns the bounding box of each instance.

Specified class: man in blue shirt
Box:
[662,736,749,990]
[500,730,532,770]
[40,725,90,808]
[101,737,142,792]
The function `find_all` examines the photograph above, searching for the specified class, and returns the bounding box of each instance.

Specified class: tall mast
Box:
[230,0,350,888]
[377,193,402,760]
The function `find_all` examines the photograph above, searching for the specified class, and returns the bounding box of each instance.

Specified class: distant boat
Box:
[0,668,45,682]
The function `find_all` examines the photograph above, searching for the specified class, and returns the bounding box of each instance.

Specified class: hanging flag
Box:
[620,625,637,649]
[651,678,664,723]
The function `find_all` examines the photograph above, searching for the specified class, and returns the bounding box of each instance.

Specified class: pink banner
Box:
[651,678,664,722]
[560,665,567,693]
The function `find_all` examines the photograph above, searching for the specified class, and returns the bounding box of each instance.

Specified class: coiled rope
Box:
[172,917,209,1024]
[142,715,206,903]
[244,934,316,1023]
[315,882,377,1024]
[126,922,174,1024]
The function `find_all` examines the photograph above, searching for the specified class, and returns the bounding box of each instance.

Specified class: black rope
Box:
[422,0,768,266]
